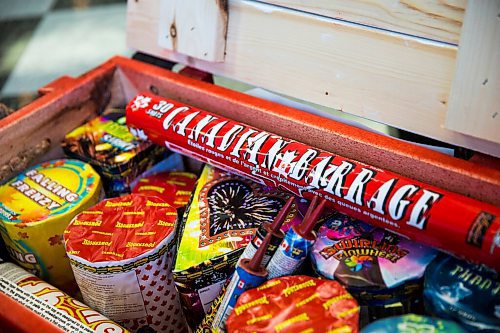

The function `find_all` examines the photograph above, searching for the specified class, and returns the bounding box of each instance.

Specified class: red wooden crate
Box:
[0,55,499,331]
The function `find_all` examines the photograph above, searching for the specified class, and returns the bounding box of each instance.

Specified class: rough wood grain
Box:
[126,0,499,156]
[262,0,466,44]
[158,0,228,62]
[445,0,500,144]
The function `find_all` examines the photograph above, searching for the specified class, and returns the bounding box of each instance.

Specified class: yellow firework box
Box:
[0,159,102,293]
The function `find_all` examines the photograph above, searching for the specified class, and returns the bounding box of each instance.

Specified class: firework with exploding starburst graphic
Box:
[173,165,305,329]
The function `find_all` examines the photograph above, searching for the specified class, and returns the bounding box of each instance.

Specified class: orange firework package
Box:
[226,275,359,333]
[64,194,188,333]
[0,261,128,333]
[132,171,197,208]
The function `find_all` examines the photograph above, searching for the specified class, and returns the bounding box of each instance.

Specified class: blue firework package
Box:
[172,165,303,328]
[424,255,500,332]
[360,314,467,333]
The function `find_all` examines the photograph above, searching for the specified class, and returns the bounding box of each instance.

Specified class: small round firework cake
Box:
[226,275,359,333]
[64,194,187,333]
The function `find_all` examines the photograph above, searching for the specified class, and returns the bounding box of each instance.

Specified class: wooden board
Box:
[157,0,228,62]
[126,0,499,157]
[263,0,466,45]
[445,0,500,144]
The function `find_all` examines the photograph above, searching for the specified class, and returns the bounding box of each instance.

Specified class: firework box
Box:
[62,112,167,197]
[0,52,499,332]
[64,194,188,333]
[0,159,101,293]
[172,164,303,327]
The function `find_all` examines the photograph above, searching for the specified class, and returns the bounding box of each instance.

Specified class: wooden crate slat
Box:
[157,0,228,62]
[261,0,466,45]
[445,0,500,144]
[127,0,499,156]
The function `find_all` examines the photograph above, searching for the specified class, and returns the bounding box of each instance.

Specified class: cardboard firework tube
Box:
[211,233,272,332]
[64,194,188,333]
[126,93,500,270]
[0,261,128,333]
[266,199,327,279]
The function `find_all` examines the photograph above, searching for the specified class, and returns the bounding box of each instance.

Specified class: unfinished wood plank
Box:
[157,0,228,62]
[445,1,500,144]
[126,0,499,157]
[261,0,466,44]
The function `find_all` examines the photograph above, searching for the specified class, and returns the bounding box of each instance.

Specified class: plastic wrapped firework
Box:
[360,314,467,333]
[311,212,438,323]
[0,261,128,333]
[226,275,359,333]
[126,93,500,269]
[132,171,197,208]
[62,112,167,197]
[424,254,500,332]
[64,194,187,333]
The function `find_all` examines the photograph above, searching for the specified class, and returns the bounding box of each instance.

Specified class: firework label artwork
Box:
[239,224,284,267]
[198,176,286,247]
[0,262,128,333]
[266,227,315,279]
[211,264,267,332]
[126,93,500,269]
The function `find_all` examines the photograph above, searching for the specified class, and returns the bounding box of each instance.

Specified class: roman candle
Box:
[126,93,500,270]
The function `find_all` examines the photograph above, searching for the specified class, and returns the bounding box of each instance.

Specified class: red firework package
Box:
[226,275,359,333]
[132,171,197,208]
[64,194,188,333]
[126,93,500,269]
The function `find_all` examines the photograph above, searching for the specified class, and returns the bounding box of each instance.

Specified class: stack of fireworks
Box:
[124,93,499,332]
[171,164,306,328]
[0,91,498,333]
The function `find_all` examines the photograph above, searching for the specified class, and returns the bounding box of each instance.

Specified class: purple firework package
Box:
[311,212,437,322]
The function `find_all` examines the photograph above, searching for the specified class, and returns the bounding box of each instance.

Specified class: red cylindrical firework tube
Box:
[126,93,500,270]
[239,196,295,266]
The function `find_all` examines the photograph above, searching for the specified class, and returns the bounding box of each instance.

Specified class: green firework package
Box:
[172,164,303,327]
[311,212,437,322]
[126,93,500,269]
[62,112,167,196]
[64,194,188,333]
